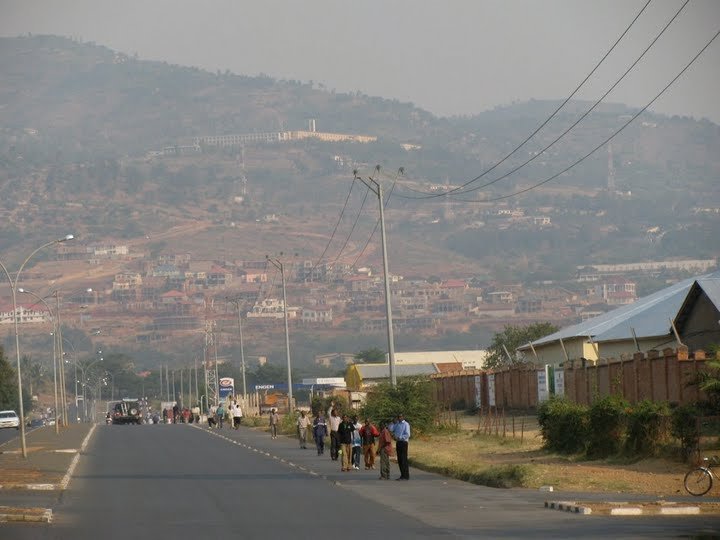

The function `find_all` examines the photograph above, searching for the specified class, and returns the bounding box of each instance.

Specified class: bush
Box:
[624,400,671,456]
[587,395,629,459]
[671,403,700,462]
[360,377,437,434]
[537,396,588,454]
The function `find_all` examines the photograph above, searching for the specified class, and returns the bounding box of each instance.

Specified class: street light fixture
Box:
[266,254,294,413]
[0,234,75,458]
[17,288,60,435]
[73,353,103,422]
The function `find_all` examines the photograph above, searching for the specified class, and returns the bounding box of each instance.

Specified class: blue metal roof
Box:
[526,270,720,347]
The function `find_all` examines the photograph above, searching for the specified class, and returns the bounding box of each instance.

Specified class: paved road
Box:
[0,427,20,446]
[2,423,720,539]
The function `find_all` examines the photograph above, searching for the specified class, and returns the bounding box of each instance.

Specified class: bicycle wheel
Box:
[684,467,712,496]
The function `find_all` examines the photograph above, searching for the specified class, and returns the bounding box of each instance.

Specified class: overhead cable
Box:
[451,27,720,203]
[395,0,654,200]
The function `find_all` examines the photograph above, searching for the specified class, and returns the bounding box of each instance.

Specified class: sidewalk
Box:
[196,423,720,524]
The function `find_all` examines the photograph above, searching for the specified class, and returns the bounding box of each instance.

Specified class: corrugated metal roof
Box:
[354,363,438,379]
[526,270,720,348]
[698,273,720,307]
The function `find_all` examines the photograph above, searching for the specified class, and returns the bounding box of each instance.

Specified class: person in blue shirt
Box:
[391,413,411,480]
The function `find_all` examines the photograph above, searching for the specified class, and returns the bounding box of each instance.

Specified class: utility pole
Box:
[266,254,294,412]
[355,166,400,386]
[227,297,248,398]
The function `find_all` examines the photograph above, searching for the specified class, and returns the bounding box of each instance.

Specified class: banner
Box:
[473,375,482,409]
[537,366,550,403]
[553,369,565,397]
[487,374,496,407]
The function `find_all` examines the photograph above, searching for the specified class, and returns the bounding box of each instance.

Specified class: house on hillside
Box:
[518,270,720,365]
[0,304,51,325]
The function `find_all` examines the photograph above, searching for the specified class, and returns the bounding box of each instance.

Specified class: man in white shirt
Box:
[231,401,243,429]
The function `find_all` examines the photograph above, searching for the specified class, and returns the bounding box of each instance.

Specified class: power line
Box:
[351,168,402,268]
[305,178,356,278]
[445,0,689,199]
[451,27,720,204]
[394,0,654,200]
[332,184,370,264]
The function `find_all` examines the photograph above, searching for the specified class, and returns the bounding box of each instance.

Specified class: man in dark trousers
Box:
[327,406,341,461]
[337,414,355,472]
[391,414,411,480]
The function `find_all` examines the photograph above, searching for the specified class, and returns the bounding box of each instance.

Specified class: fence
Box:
[431,346,712,410]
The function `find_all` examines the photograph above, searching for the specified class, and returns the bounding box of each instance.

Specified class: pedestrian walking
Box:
[269,408,280,439]
[328,409,342,461]
[328,407,341,461]
[359,418,380,469]
[391,414,411,480]
[351,416,362,470]
[377,421,393,480]
[312,411,328,455]
[216,403,226,429]
[297,410,310,449]
[337,414,355,472]
[232,401,243,429]
[207,405,217,428]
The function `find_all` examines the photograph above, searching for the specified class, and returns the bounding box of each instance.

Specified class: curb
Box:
[0,507,53,523]
[545,501,592,515]
[545,500,702,516]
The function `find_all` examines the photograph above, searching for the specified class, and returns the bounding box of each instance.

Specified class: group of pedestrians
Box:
[207,400,244,429]
[291,402,411,481]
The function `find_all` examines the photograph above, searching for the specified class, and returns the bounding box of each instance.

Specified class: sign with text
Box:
[219,377,235,399]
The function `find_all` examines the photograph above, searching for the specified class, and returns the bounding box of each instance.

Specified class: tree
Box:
[698,350,720,412]
[0,347,19,410]
[354,347,386,364]
[20,354,45,398]
[485,322,559,370]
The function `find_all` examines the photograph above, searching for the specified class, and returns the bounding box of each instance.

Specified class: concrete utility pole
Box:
[227,297,248,398]
[355,166,400,386]
[266,254,294,412]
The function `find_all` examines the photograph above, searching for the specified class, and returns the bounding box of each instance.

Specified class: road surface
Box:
[2,423,720,539]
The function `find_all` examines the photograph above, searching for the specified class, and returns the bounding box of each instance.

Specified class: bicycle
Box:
[684,455,719,496]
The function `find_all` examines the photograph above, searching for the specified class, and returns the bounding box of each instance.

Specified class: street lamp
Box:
[17,288,60,435]
[355,166,399,386]
[266,254,294,413]
[226,297,247,398]
[0,234,74,458]
[74,353,103,422]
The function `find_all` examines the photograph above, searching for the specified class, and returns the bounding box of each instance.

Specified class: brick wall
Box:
[431,347,713,410]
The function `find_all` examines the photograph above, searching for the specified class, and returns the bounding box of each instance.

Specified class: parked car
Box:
[0,410,20,430]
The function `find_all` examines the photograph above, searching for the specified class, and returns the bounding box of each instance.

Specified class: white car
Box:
[0,410,20,429]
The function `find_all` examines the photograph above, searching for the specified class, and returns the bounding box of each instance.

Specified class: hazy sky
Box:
[1,0,719,122]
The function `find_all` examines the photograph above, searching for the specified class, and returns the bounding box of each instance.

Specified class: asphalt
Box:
[1,421,720,537]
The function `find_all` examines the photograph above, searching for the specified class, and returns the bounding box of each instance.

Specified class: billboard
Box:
[219,377,235,399]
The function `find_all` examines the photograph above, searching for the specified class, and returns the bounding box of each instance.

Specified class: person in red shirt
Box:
[359,418,380,470]
[376,421,394,480]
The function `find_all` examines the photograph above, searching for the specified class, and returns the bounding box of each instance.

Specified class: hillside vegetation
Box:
[0,34,718,277]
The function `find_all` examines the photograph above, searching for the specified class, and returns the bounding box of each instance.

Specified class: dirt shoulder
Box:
[408,417,719,498]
